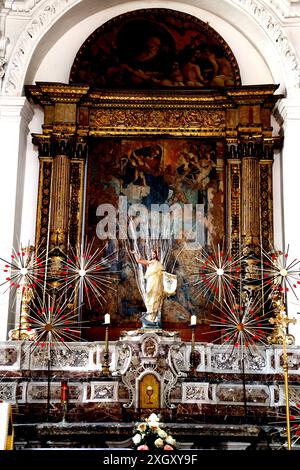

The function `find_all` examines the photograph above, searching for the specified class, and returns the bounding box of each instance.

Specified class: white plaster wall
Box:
[271,114,283,252]
[0,97,33,340]
[285,25,300,55]
[272,150,284,250]
[20,104,42,246]
[31,2,274,86]
[277,100,300,342]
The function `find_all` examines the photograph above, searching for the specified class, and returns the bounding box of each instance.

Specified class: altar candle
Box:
[190,315,197,326]
[61,380,68,402]
[104,313,110,324]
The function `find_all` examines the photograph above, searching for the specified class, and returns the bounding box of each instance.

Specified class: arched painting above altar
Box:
[69,9,241,89]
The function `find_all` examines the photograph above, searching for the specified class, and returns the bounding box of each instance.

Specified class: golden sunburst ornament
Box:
[257,245,300,302]
[209,296,272,357]
[0,244,47,295]
[57,240,117,309]
[188,243,242,305]
[26,293,85,353]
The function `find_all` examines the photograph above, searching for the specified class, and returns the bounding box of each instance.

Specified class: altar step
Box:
[13,422,284,450]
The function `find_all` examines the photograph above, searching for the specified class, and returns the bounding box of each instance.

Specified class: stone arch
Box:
[0,0,298,96]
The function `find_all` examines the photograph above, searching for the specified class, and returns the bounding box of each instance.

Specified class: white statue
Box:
[132,249,164,323]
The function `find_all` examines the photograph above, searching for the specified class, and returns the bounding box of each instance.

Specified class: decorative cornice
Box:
[0,5,10,77]
[274,96,300,124]
[26,82,281,108]
[232,0,300,89]
[0,95,33,122]
[1,0,300,96]
[265,0,300,19]
[0,57,6,79]
[3,1,42,13]
[1,0,79,96]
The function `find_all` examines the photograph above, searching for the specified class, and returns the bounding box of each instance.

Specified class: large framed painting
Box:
[84,137,225,337]
[70,9,240,89]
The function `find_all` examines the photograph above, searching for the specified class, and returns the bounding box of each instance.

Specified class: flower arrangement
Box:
[132,413,176,451]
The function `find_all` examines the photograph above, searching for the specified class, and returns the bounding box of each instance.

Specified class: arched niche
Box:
[138,372,161,409]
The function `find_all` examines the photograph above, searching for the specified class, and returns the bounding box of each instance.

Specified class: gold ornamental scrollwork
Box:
[259,161,273,252]
[90,108,225,130]
[227,161,241,257]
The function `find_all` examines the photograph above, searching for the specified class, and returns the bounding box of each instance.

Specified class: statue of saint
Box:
[132,249,164,324]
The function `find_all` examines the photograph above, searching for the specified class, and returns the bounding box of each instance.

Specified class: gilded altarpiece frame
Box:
[26,84,280,337]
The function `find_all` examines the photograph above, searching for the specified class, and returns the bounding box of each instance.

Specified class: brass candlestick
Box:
[101,324,111,377]
[268,292,297,451]
[9,255,37,341]
[189,324,197,376]
[9,285,35,340]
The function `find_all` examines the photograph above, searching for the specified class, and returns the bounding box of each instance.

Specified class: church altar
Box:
[1,332,299,448]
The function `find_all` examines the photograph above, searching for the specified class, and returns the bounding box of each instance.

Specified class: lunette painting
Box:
[70,9,240,89]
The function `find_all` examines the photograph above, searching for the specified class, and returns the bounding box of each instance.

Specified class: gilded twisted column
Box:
[32,133,87,260]
[49,141,71,253]
[45,137,75,288]
[240,142,260,255]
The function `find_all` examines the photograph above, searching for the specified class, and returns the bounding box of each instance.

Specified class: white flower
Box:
[148,413,159,423]
[154,438,164,448]
[149,424,159,432]
[157,429,167,439]
[165,436,176,446]
[137,423,147,433]
[132,433,142,445]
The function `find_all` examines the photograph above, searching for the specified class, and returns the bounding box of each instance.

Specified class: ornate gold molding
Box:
[89,108,226,137]
[90,108,225,129]
[89,127,224,137]
[259,160,273,251]
[35,157,52,254]
[227,159,241,257]
[68,159,85,250]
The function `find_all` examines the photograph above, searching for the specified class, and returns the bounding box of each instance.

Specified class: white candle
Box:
[190,315,197,326]
[104,313,110,324]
